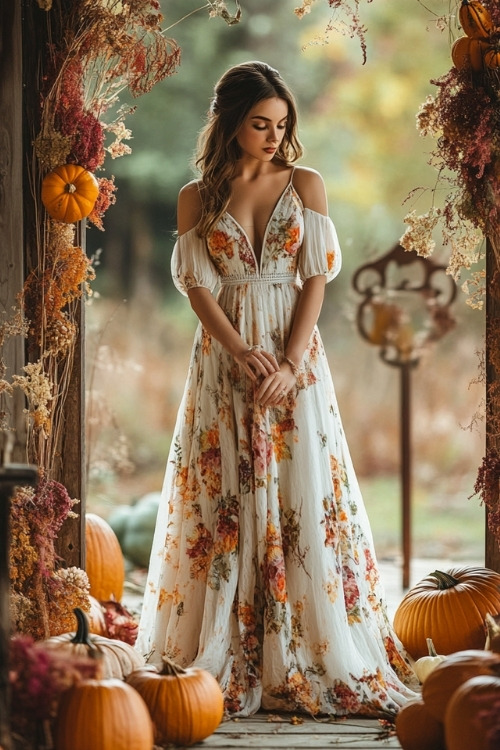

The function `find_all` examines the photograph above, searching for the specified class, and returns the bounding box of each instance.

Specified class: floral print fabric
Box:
[136,180,418,718]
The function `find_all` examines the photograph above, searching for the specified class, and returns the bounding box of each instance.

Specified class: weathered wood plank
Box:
[184,715,401,749]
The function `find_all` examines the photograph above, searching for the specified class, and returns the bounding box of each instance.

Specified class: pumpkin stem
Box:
[160,655,187,676]
[72,607,97,650]
[426,638,438,657]
[429,570,461,590]
[65,182,77,194]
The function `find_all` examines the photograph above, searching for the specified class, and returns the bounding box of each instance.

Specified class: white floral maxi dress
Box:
[136,179,418,718]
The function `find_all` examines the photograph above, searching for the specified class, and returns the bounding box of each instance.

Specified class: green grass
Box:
[361,474,484,562]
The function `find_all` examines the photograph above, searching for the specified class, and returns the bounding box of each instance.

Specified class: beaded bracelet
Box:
[283,356,299,378]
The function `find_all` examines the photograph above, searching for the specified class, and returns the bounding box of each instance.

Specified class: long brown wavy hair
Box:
[194,61,303,237]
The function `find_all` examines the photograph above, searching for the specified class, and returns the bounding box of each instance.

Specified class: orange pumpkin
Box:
[45,608,144,680]
[53,677,154,750]
[393,567,500,659]
[484,45,500,68]
[444,673,500,750]
[41,164,99,223]
[85,512,125,601]
[445,675,500,750]
[451,35,489,70]
[395,699,445,750]
[459,0,493,39]
[421,648,500,722]
[126,657,224,747]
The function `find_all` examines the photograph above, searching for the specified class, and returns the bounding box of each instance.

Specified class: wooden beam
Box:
[20,0,85,568]
[0,0,26,465]
[485,236,500,572]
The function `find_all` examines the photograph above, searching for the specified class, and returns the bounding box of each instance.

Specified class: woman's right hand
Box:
[235,345,280,381]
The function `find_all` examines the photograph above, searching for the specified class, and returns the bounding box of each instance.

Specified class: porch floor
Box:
[128,557,479,750]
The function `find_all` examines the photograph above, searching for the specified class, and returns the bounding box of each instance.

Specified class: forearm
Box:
[285,275,326,366]
[187,286,247,358]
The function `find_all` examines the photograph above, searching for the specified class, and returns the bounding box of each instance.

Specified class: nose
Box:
[267,127,279,143]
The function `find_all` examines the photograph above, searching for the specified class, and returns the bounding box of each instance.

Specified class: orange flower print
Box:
[186,522,213,580]
[197,424,221,498]
[284,225,301,255]
[215,491,239,554]
[327,249,336,272]
[252,423,272,480]
[330,455,343,501]
[324,570,339,603]
[342,566,361,624]
[271,417,295,462]
[175,465,201,507]
[324,681,361,715]
[208,230,234,259]
[201,327,212,356]
[285,670,320,715]
[322,496,338,548]
[264,520,287,604]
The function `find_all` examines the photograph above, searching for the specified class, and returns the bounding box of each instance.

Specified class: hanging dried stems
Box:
[5,0,181,639]
[294,0,375,63]
[400,1,500,311]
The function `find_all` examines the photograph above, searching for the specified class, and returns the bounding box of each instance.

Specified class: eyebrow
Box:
[251,115,288,123]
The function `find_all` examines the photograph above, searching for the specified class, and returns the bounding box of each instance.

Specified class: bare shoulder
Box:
[292,166,328,215]
[177,180,203,235]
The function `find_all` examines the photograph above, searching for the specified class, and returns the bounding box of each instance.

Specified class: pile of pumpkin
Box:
[452,0,500,72]
[393,566,500,750]
[45,513,224,749]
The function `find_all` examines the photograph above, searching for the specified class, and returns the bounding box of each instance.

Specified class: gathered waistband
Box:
[220,274,298,286]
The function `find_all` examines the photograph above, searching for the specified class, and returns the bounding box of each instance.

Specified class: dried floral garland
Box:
[400,1,500,305]
[399,1,500,548]
[3,0,181,641]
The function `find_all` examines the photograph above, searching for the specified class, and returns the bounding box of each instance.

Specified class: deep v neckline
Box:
[224,178,295,270]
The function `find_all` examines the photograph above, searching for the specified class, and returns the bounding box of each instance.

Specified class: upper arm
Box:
[177,180,203,235]
[292,167,328,216]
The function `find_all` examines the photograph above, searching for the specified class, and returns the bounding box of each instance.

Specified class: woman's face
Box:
[236,97,288,161]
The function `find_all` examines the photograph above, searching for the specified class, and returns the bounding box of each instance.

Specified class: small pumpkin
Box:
[484,45,500,68]
[393,566,500,659]
[459,0,494,39]
[421,648,500,722]
[414,638,447,684]
[444,673,500,750]
[451,35,489,70]
[126,657,224,747]
[41,164,99,223]
[395,699,445,750]
[85,512,125,601]
[45,607,144,680]
[53,677,154,750]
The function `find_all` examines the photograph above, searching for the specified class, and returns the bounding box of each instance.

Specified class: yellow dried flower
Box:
[400,208,440,258]
[12,361,53,435]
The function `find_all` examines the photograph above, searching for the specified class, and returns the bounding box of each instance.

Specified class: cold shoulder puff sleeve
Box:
[171,227,219,296]
[298,208,342,283]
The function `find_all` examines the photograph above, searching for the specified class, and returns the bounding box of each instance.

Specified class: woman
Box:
[136,61,418,717]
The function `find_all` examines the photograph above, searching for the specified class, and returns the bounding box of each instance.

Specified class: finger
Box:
[259,350,280,372]
[249,353,276,378]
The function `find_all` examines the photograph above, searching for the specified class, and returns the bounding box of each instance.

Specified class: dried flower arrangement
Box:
[400,1,500,303]
[399,1,500,549]
[3,0,181,640]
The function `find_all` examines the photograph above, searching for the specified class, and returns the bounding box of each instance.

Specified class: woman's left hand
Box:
[255,361,297,407]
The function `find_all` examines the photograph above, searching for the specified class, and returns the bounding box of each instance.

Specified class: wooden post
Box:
[20,0,85,568]
[485,236,500,572]
[0,465,38,750]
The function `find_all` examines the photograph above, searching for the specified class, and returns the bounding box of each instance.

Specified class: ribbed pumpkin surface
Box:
[53,679,154,750]
[127,661,224,746]
[41,164,99,223]
[393,566,500,659]
[85,513,125,601]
